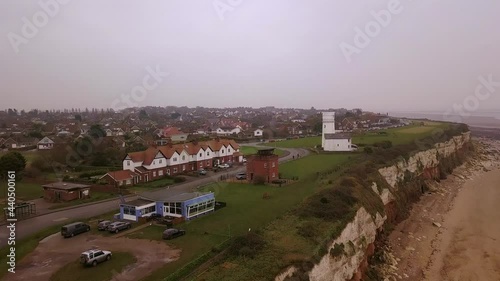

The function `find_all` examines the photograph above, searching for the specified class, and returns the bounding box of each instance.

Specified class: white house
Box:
[216,127,241,136]
[253,129,263,137]
[322,112,355,152]
[37,137,55,150]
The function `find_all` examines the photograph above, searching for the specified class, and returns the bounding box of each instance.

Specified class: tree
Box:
[74,114,82,122]
[88,124,106,140]
[0,152,27,179]
[139,110,149,120]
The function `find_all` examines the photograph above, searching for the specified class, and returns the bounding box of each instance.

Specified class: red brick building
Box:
[246,148,279,183]
[42,182,91,202]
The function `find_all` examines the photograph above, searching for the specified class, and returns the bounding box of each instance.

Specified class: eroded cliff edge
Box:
[276,132,472,281]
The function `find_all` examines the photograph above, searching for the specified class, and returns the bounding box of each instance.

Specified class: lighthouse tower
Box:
[322,112,336,148]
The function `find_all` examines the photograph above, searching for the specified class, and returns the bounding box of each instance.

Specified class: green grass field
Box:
[265,122,450,149]
[0,181,43,210]
[51,252,137,281]
[279,154,353,179]
[239,146,286,157]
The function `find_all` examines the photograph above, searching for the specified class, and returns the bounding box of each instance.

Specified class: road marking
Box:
[53,217,68,222]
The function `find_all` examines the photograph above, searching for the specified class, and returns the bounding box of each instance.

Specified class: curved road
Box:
[0,145,309,247]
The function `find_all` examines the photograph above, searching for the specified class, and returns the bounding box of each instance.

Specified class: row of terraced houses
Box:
[101,138,242,186]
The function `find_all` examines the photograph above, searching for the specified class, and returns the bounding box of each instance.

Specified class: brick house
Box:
[117,138,241,184]
[246,148,279,183]
[42,182,91,202]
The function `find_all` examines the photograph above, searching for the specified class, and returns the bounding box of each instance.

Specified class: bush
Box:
[229,232,266,258]
[364,147,373,154]
[297,222,318,239]
[330,243,345,258]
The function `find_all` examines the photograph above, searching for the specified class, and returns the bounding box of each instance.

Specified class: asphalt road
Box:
[0,144,309,247]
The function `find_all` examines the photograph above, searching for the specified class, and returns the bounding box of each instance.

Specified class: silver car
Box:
[80,249,112,267]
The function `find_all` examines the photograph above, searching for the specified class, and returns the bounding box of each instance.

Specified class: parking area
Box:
[7,230,181,281]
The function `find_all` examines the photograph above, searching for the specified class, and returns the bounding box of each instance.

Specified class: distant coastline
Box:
[389,111,500,129]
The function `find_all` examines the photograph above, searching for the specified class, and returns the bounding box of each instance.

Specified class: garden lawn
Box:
[128,178,176,193]
[51,252,136,281]
[239,146,286,157]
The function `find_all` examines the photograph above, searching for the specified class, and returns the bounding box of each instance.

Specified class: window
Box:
[127,161,131,166]
[159,170,163,176]
[182,156,185,161]
[272,172,275,178]
[152,160,155,165]
[123,205,136,215]
[272,162,275,167]
[142,206,156,215]
[187,199,215,218]
[206,160,210,165]
[200,163,203,167]
[228,148,231,152]
[164,202,182,215]
[207,152,210,156]
[222,149,225,153]
[199,153,202,157]
[264,163,267,168]
[173,168,177,173]
[324,125,326,128]
[182,165,186,171]
[153,171,157,177]
[173,157,178,161]
[167,169,170,175]
[159,159,162,163]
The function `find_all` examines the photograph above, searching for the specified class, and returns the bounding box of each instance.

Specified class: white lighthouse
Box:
[321,112,336,148]
[322,112,355,152]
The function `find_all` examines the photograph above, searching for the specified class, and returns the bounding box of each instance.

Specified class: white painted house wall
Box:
[324,139,352,152]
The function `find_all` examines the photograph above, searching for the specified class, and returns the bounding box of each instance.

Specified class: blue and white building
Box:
[119,191,215,222]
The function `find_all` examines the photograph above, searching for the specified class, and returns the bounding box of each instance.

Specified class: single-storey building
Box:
[42,182,91,202]
[119,191,215,222]
[100,170,140,187]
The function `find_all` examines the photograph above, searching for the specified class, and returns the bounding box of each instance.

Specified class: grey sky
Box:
[1,0,499,113]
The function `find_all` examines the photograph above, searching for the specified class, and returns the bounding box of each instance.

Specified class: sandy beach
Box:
[378,138,500,281]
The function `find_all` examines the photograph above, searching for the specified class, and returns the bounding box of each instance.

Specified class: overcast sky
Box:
[1,0,499,113]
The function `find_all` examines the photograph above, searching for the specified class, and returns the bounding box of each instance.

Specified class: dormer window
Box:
[222,149,225,153]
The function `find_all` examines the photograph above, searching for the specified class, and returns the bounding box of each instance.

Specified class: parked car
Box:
[242,158,247,163]
[97,220,112,231]
[218,163,230,169]
[107,221,131,233]
[162,228,186,240]
[235,172,247,180]
[80,249,112,267]
[198,169,207,175]
[156,217,173,227]
[61,222,90,238]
